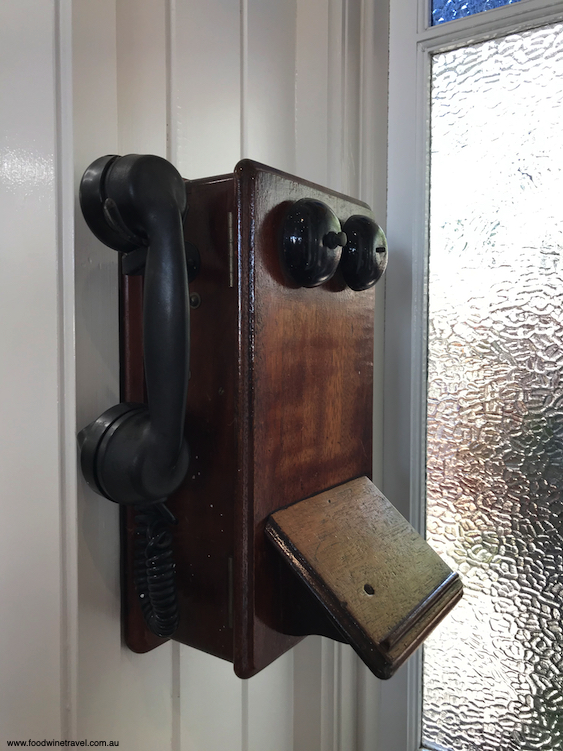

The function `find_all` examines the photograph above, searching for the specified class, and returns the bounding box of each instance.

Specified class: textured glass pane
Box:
[432,0,521,27]
[424,23,563,751]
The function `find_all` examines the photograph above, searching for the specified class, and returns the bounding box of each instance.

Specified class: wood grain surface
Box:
[266,476,463,679]
[234,161,375,676]
[122,161,385,677]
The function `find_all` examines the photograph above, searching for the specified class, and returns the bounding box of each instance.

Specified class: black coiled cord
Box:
[133,502,179,638]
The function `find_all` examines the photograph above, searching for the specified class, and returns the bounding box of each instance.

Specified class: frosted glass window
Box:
[431,0,521,26]
[424,23,563,751]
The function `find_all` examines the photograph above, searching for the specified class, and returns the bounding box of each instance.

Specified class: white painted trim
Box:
[358,0,388,488]
[1,0,63,737]
[383,0,442,742]
[55,0,79,739]
[324,0,391,747]
[420,0,563,40]
[385,0,563,749]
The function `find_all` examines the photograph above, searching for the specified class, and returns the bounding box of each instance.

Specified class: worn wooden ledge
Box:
[266,476,463,679]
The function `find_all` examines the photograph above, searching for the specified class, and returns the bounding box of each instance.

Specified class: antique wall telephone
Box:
[78,154,462,679]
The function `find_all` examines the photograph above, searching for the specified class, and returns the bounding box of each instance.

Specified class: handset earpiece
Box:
[78,154,190,506]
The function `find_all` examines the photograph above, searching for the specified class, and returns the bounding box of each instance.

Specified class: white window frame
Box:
[381,0,563,748]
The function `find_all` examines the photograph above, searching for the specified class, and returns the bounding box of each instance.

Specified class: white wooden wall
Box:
[0,0,388,748]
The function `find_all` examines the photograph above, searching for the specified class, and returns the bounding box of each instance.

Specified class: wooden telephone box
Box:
[119,160,462,678]
[77,155,461,679]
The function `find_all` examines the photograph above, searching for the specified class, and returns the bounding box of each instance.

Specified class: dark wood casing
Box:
[121,160,462,680]
[122,160,375,676]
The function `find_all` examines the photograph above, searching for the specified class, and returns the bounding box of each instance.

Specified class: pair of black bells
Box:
[281,199,388,290]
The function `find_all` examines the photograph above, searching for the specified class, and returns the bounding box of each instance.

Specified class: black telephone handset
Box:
[78,154,190,636]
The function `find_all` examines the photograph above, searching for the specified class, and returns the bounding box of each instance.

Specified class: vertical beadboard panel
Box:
[0,0,62,738]
[294,637,354,751]
[243,0,296,171]
[293,638,323,751]
[245,656,294,751]
[116,0,168,157]
[73,1,174,746]
[295,0,330,185]
[0,0,387,748]
[181,648,243,751]
[170,0,241,178]
[335,644,358,749]
[341,0,362,198]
